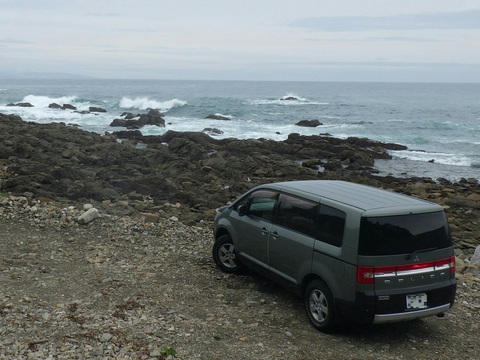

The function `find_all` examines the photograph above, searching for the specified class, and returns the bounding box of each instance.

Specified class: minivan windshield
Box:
[359,211,451,256]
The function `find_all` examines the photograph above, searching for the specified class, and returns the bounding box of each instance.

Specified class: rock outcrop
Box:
[295,119,322,127]
[0,113,479,253]
[110,109,165,129]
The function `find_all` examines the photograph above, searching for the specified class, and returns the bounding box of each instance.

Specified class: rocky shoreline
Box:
[1,113,479,253]
[1,113,480,359]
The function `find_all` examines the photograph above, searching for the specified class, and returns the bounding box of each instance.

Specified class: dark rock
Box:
[89,107,107,113]
[205,114,230,120]
[203,128,224,136]
[168,137,209,161]
[146,109,165,117]
[295,119,322,127]
[111,109,165,128]
[111,130,144,140]
[346,137,408,151]
[110,119,127,127]
[302,159,322,169]
[121,112,139,120]
[281,96,299,101]
[49,103,64,109]
[7,102,34,107]
[137,112,165,127]
[161,130,214,145]
[1,112,478,244]
[324,159,343,171]
[63,104,77,110]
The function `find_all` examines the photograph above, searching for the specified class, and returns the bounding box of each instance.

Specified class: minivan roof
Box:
[263,180,443,215]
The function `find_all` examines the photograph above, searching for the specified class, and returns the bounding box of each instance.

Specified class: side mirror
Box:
[238,204,248,216]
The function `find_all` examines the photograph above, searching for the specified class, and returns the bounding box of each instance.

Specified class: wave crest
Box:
[119,97,186,111]
[390,149,472,167]
[22,95,78,107]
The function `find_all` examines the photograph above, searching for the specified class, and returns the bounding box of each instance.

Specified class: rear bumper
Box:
[336,283,456,325]
[374,303,451,324]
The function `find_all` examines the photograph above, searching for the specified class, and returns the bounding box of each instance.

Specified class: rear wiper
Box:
[405,247,438,260]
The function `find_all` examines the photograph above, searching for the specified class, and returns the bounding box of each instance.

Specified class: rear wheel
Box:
[304,279,336,332]
[212,234,243,274]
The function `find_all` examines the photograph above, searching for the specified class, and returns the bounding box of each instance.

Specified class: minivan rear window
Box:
[359,211,452,256]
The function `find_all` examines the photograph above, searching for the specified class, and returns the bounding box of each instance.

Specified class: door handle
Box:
[261,227,269,235]
[271,231,279,239]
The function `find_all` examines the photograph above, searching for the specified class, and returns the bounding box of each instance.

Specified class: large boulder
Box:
[6,102,34,107]
[89,106,107,113]
[205,114,230,120]
[295,119,322,127]
[63,104,77,110]
[110,109,165,128]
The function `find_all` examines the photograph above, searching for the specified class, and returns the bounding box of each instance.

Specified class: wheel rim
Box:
[309,289,329,323]
[218,243,237,268]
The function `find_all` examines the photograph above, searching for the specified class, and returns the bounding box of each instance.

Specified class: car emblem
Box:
[413,255,420,262]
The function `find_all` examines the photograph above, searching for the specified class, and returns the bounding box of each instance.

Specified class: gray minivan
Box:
[212,180,456,331]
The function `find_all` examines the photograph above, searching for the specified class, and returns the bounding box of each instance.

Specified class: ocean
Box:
[1,79,479,181]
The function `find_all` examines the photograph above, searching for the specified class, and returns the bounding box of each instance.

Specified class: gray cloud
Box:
[0,38,33,44]
[291,9,480,31]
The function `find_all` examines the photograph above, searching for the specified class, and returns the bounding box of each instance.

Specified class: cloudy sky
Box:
[1,0,480,82]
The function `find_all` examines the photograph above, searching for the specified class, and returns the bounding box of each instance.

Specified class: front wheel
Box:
[212,234,243,274]
[304,279,336,332]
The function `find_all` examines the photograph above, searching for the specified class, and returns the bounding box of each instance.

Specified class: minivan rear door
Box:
[268,193,318,284]
[357,211,456,313]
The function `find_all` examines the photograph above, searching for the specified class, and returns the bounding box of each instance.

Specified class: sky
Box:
[1,0,480,82]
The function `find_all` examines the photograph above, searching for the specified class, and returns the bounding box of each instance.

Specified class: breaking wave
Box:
[119,97,186,111]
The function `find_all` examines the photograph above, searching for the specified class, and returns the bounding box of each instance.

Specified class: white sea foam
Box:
[211,113,234,119]
[281,93,307,101]
[250,99,329,106]
[249,93,328,106]
[390,150,472,167]
[22,94,79,108]
[119,97,186,111]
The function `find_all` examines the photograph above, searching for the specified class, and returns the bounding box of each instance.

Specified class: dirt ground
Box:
[1,202,480,360]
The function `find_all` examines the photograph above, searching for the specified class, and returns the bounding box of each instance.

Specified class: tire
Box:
[304,279,336,332]
[212,234,243,274]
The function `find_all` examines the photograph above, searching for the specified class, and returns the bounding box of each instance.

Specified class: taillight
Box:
[437,256,456,273]
[356,256,455,284]
[356,266,374,284]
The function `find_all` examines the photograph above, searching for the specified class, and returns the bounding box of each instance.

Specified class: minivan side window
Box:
[275,194,318,237]
[317,205,346,247]
[247,190,278,222]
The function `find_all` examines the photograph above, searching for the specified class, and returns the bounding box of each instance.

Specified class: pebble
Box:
[100,333,113,342]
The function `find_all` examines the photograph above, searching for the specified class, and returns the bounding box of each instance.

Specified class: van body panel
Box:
[268,224,315,285]
[312,250,358,303]
[227,208,271,265]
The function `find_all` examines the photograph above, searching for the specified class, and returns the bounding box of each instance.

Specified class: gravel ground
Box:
[1,195,480,360]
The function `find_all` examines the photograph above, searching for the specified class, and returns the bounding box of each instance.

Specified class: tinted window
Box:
[247,190,277,221]
[233,193,249,211]
[317,205,345,247]
[359,211,452,256]
[275,194,318,237]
